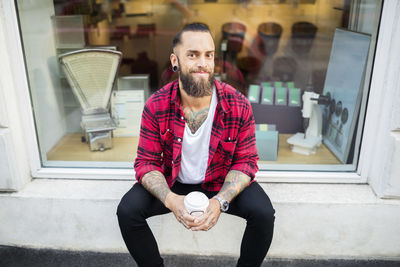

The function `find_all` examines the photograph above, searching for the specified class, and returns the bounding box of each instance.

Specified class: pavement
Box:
[1,246,399,267]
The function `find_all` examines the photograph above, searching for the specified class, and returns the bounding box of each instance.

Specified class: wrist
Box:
[212,195,229,212]
[164,191,177,210]
[210,198,221,211]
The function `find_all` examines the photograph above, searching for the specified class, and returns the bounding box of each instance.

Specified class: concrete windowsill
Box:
[2,178,400,206]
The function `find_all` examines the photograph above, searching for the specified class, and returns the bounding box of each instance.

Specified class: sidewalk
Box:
[1,246,399,267]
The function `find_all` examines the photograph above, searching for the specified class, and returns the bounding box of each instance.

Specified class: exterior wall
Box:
[0,0,32,191]
[0,0,400,260]
[360,0,400,198]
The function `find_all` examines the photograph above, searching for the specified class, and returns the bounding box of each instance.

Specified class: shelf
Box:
[47,133,340,165]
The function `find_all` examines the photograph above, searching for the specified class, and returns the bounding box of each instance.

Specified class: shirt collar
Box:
[170,80,180,105]
[170,79,231,113]
[214,79,230,113]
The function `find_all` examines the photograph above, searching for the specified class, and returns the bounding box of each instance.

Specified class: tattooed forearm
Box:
[183,107,209,134]
[218,170,251,202]
[141,171,171,205]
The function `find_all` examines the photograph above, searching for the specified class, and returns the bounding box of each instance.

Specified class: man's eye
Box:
[188,54,195,58]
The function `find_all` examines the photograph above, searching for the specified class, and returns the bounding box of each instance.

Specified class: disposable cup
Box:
[184,191,209,217]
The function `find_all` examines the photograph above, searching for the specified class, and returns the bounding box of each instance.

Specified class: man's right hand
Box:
[165,192,196,229]
[140,171,196,229]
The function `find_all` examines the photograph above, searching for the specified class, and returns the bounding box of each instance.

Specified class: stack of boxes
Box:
[248,81,302,161]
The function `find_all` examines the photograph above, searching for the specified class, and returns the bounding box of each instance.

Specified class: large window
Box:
[16,0,382,172]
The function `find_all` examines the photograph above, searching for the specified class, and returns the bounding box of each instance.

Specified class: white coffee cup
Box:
[184,191,209,217]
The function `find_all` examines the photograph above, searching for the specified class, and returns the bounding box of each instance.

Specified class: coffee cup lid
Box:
[184,191,209,209]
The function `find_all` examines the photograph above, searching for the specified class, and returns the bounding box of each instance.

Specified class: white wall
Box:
[360,0,400,198]
[0,0,31,190]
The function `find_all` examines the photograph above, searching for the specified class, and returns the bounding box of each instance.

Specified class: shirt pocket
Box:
[161,130,174,146]
[217,139,237,164]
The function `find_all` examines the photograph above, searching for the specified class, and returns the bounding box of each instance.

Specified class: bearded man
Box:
[117,23,275,267]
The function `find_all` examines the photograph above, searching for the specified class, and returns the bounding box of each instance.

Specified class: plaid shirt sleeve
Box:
[229,98,259,179]
[133,96,163,183]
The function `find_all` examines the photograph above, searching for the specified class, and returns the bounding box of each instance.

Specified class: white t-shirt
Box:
[177,88,218,184]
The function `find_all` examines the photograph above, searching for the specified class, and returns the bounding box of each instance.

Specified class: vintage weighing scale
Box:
[59,49,122,151]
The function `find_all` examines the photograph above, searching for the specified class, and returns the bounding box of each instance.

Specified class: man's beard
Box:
[179,64,214,98]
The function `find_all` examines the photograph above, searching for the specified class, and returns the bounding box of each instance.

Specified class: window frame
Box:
[4,0,394,185]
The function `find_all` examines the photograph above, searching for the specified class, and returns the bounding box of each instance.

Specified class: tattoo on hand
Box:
[218,170,250,202]
[141,171,170,204]
[178,208,190,228]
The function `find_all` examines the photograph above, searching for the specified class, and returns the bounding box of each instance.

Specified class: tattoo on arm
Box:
[184,107,209,134]
[218,170,251,202]
[141,171,171,205]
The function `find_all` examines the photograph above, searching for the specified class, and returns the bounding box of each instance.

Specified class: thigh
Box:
[118,182,170,219]
[226,182,275,220]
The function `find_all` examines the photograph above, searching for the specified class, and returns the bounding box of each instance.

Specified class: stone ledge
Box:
[1,179,400,258]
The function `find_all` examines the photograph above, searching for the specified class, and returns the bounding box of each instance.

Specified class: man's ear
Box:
[170,53,178,67]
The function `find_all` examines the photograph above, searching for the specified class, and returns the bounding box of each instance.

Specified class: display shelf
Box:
[47,133,340,165]
[259,134,340,164]
[47,133,138,162]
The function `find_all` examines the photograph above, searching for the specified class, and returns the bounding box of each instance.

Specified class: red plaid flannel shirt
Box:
[134,79,259,191]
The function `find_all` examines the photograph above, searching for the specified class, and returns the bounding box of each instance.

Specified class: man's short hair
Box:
[172,23,212,51]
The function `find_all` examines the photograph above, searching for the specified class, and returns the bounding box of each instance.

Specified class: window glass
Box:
[15,0,382,171]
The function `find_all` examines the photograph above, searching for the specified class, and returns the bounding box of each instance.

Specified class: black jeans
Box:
[117,181,275,267]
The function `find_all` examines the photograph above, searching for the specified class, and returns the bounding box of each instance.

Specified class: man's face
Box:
[172,31,215,98]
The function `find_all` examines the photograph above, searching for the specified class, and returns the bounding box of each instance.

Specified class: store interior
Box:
[16,0,382,168]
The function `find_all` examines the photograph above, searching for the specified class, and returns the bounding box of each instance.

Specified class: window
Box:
[15,0,382,172]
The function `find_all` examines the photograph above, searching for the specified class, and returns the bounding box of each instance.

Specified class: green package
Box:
[261,85,273,105]
[275,87,287,105]
[248,84,260,103]
[289,88,301,106]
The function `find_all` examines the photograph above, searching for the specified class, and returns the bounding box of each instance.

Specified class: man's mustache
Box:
[189,68,212,74]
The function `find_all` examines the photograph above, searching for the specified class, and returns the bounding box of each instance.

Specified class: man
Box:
[117,23,275,267]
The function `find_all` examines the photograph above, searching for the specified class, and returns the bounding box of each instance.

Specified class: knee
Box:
[116,195,141,222]
[116,197,129,220]
[250,206,275,229]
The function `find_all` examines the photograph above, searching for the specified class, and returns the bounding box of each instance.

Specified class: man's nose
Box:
[197,55,207,68]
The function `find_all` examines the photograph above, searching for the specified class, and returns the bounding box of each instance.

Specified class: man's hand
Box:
[189,170,251,231]
[141,171,196,229]
[190,198,221,231]
[165,192,197,229]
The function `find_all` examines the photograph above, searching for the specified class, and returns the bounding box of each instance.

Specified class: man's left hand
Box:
[190,198,221,231]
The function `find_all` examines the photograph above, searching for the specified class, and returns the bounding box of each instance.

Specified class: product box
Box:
[255,124,279,161]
